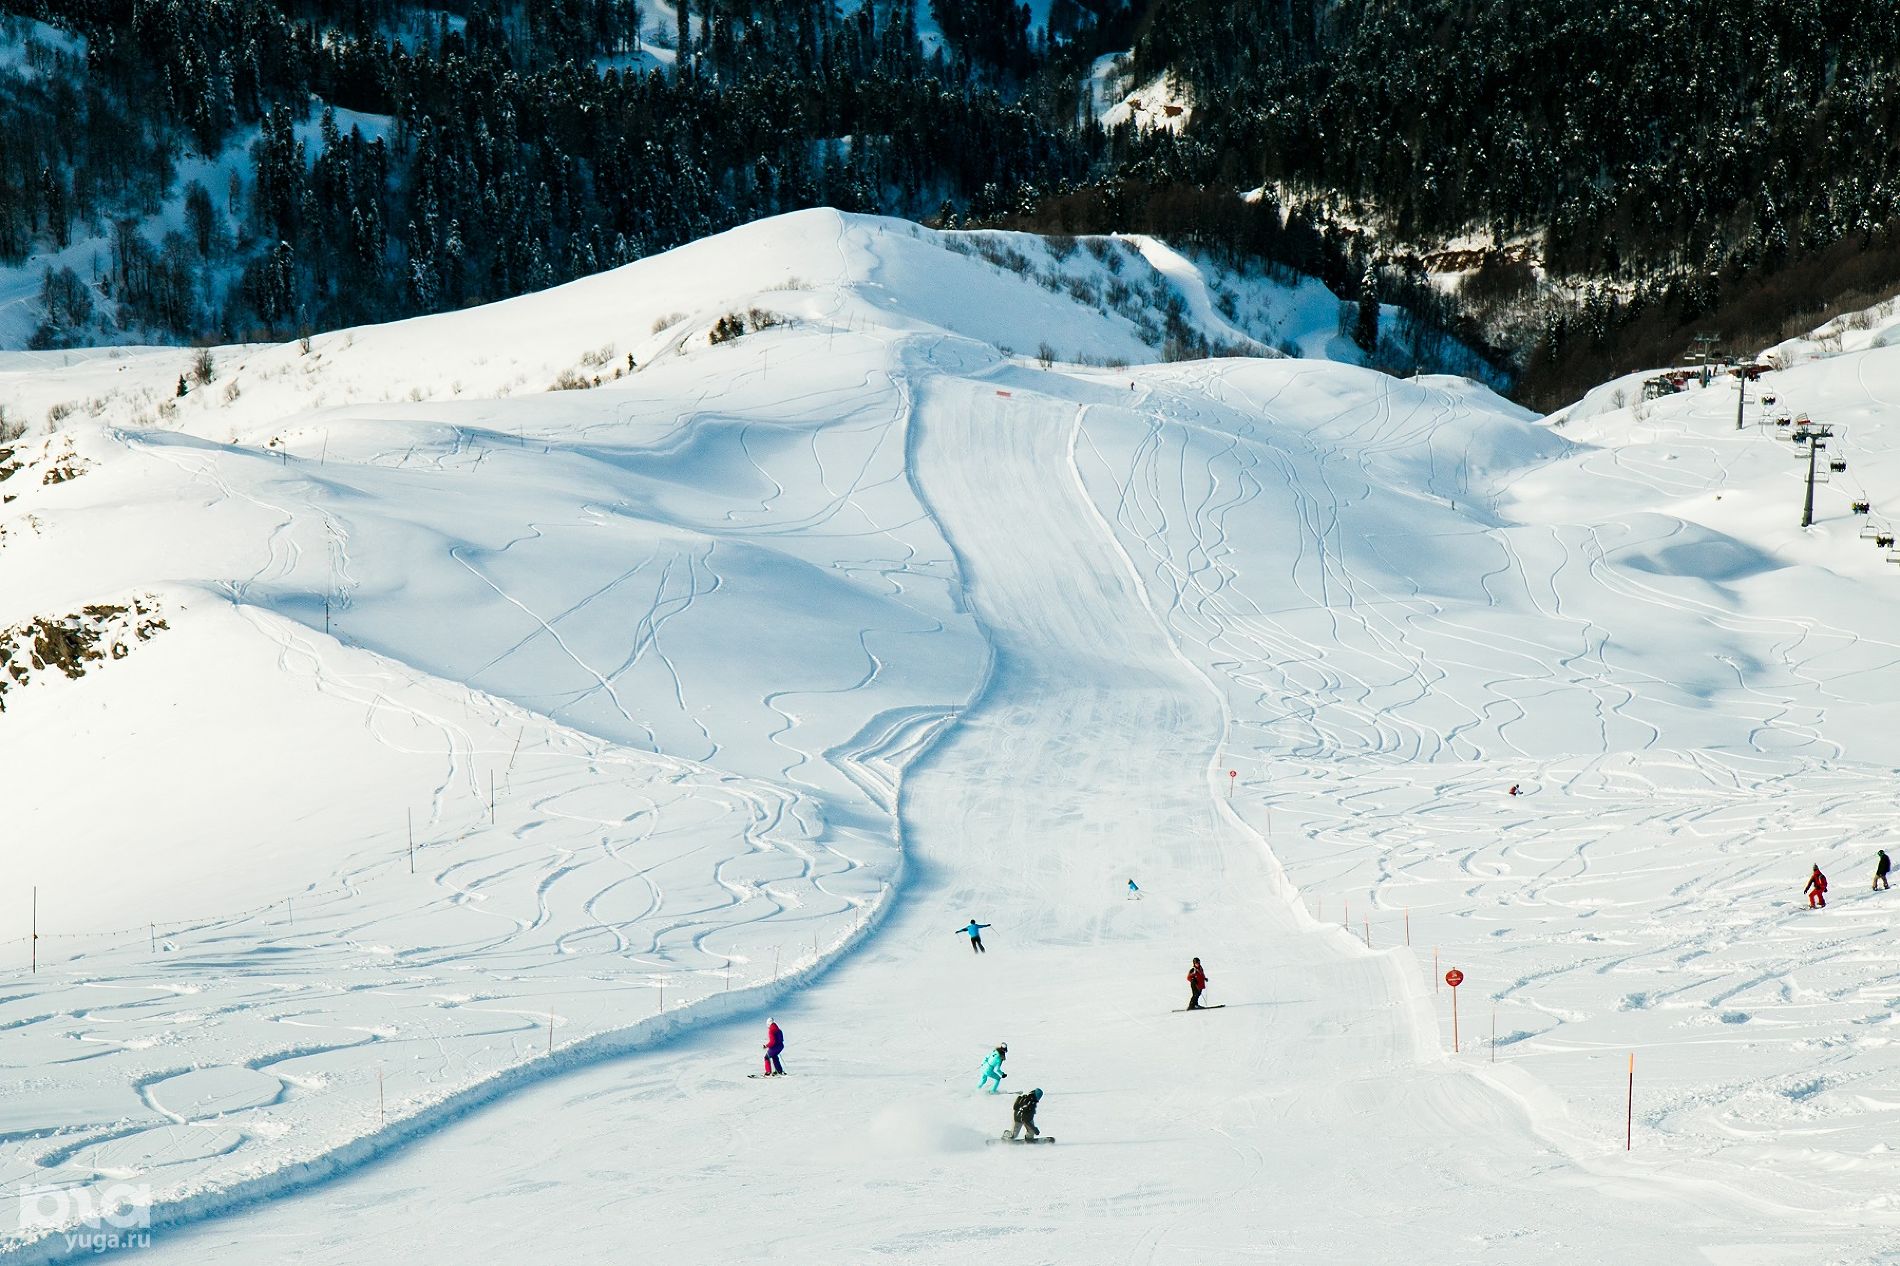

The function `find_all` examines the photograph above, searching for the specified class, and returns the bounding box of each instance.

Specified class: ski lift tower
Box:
[1794,421,1836,527]
[1691,333,1717,387]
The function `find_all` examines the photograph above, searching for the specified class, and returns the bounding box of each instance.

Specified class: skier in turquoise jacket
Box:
[978,1043,1008,1093]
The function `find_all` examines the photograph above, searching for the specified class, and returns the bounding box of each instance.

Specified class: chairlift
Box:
[1852,500,1872,514]
[1830,458,1848,473]
[1877,535,1895,549]
[1762,393,1778,406]
[1775,415,1793,427]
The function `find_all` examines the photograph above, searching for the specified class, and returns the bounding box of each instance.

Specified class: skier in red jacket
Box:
[763,1019,785,1075]
[1804,865,1828,909]
[1186,958,1209,1010]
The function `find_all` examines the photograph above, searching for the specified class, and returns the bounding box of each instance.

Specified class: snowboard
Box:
[1173,1004,1227,1012]
[989,1135,1056,1145]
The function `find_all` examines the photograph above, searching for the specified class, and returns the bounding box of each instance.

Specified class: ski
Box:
[1172,1004,1227,1012]
[987,1136,1056,1145]
[748,1073,791,1078]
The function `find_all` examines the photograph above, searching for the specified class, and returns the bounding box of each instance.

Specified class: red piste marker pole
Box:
[1227,769,1237,799]
[1445,969,1464,1052]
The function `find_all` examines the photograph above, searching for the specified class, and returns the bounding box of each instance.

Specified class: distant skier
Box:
[1508,784,1521,797]
[1804,865,1828,909]
[762,1018,785,1076]
[959,919,991,954]
[1004,1088,1043,1141]
[1875,849,1891,892]
[1127,878,1141,900]
[1186,957,1209,1010]
[978,1043,1008,1093]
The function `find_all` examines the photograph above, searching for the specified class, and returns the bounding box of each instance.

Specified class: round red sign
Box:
[1228,769,1237,778]
[1444,969,1464,988]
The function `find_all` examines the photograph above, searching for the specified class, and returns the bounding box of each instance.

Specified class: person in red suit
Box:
[763,1018,785,1075]
[1804,865,1828,909]
[1186,958,1209,1009]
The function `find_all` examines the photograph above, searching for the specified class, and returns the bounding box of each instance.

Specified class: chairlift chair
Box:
[1831,458,1848,473]
[1852,500,1872,514]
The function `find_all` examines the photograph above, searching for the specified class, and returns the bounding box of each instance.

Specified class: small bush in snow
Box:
[708,308,783,345]
[46,401,76,426]
[652,312,686,334]
[579,343,617,368]
[1163,332,1209,362]
[1037,342,1056,368]
[0,407,21,444]
[1045,234,1076,260]
[191,348,216,386]
[550,369,595,391]
[972,239,1033,275]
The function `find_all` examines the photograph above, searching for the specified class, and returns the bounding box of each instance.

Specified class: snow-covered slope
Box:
[3,210,1899,1263]
[1765,293,1900,367]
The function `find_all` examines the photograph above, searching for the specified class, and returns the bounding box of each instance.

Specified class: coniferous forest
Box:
[4,0,1900,404]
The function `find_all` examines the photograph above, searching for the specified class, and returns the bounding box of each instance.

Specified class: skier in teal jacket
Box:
[978,1043,1008,1093]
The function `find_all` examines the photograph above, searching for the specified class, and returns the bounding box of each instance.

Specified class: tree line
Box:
[6,0,1898,404]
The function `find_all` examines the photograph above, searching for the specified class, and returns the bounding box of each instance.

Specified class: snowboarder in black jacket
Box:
[1876,849,1892,892]
[1005,1088,1043,1141]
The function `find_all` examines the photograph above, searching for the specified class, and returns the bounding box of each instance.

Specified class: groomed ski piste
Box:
[3,209,1899,1264]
